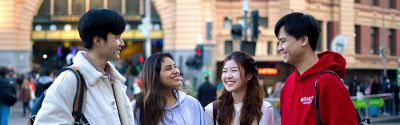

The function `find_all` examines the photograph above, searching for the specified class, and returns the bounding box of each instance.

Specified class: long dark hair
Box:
[216,51,264,125]
[134,52,174,125]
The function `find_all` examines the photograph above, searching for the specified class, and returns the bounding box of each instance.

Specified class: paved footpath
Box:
[9,102,29,125]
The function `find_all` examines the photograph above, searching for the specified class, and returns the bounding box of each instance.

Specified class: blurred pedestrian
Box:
[271,81,283,121]
[392,81,399,115]
[197,75,217,107]
[382,78,393,115]
[205,51,274,125]
[132,52,207,125]
[369,76,381,117]
[19,78,32,116]
[34,69,53,98]
[275,12,358,125]
[348,75,359,96]
[0,67,17,125]
[34,8,134,125]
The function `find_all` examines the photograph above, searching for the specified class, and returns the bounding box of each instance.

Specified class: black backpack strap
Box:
[213,101,218,125]
[313,70,337,125]
[314,70,367,125]
[62,67,89,125]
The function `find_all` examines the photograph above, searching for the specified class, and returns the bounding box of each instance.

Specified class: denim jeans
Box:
[0,103,10,125]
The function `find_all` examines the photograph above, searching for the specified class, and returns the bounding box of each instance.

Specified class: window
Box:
[260,17,268,28]
[54,0,68,15]
[316,21,322,51]
[126,0,140,15]
[267,41,272,55]
[38,0,51,16]
[90,0,103,9]
[225,41,233,55]
[371,27,379,55]
[206,22,213,40]
[108,0,121,13]
[72,0,86,15]
[389,29,396,56]
[151,2,158,17]
[355,25,361,54]
[327,22,333,50]
[223,17,232,29]
[389,0,396,9]
[371,0,379,6]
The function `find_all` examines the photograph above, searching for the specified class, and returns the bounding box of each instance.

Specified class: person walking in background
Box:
[197,75,217,107]
[275,12,358,125]
[270,81,283,122]
[368,76,381,117]
[392,81,399,115]
[0,67,16,125]
[382,77,393,115]
[34,8,134,125]
[19,78,32,116]
[205,51,274,125]
[348,75,359,97]
[34,69,53,98]
[132,52,207,125]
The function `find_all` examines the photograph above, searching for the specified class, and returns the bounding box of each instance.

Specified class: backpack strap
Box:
[313,70,366,125]
[213,101,218,125]
[61,67,89,125]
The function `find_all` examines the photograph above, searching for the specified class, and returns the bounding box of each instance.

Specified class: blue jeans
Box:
[0,104,10,125]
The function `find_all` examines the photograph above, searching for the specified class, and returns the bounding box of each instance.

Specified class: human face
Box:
[277,27,304,65]
[99,33,125,61]
[221,60,247,93]
[160,57,182,89]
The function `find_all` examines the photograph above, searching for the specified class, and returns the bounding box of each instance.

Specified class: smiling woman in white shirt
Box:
[205,51,274,125]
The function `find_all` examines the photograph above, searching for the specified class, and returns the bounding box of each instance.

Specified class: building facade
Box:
[0,0,399,85]
[210,0,400,85]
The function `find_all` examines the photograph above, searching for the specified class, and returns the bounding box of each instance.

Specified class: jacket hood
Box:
[38,76,53,84]
[166,90,187,111]
[299,51,346,79]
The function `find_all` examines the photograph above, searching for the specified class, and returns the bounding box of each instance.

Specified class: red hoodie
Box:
[280,51,358,125]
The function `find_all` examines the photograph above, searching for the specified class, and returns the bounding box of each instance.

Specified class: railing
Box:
[264,93,396,118]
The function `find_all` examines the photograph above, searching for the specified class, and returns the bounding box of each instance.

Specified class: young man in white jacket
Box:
[34,8,135,125]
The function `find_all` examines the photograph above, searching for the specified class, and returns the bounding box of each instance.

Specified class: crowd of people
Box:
[1,8,400,125]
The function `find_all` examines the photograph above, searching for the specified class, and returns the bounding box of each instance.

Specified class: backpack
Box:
[0,78,17,106]
[28,67,89,125]
[314,70,370,125]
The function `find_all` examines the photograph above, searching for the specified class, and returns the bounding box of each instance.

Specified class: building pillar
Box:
[340,0,355,63]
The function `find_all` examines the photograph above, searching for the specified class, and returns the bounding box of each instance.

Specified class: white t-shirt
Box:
[205,101,274,125]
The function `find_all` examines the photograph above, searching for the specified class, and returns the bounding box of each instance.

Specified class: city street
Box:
[7,100,400,125]
[9,102,29,125]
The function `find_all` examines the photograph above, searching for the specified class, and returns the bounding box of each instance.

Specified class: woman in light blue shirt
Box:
[132,52,207,125]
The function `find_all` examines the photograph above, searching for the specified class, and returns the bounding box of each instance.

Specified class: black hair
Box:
[274,12,321,51]
[78,8,126,49]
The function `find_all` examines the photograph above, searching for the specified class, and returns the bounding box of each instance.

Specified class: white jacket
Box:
[34,51,135,125]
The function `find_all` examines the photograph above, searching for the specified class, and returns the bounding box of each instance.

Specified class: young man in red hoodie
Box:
[274,12,358,125]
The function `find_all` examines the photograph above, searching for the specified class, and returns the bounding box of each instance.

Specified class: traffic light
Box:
[186,45,204,70]
[251,10,260,42]
[131,54,145,75]
[231,24,243,40]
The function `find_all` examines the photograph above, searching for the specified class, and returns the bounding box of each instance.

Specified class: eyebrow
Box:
[163,63,175,69]
[278,38,286,41]
[223,67,239,70]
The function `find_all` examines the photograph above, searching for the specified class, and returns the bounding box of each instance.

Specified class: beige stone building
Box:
[0,0,399,84]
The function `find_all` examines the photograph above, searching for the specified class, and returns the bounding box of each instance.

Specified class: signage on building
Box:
[258,68,278,76]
